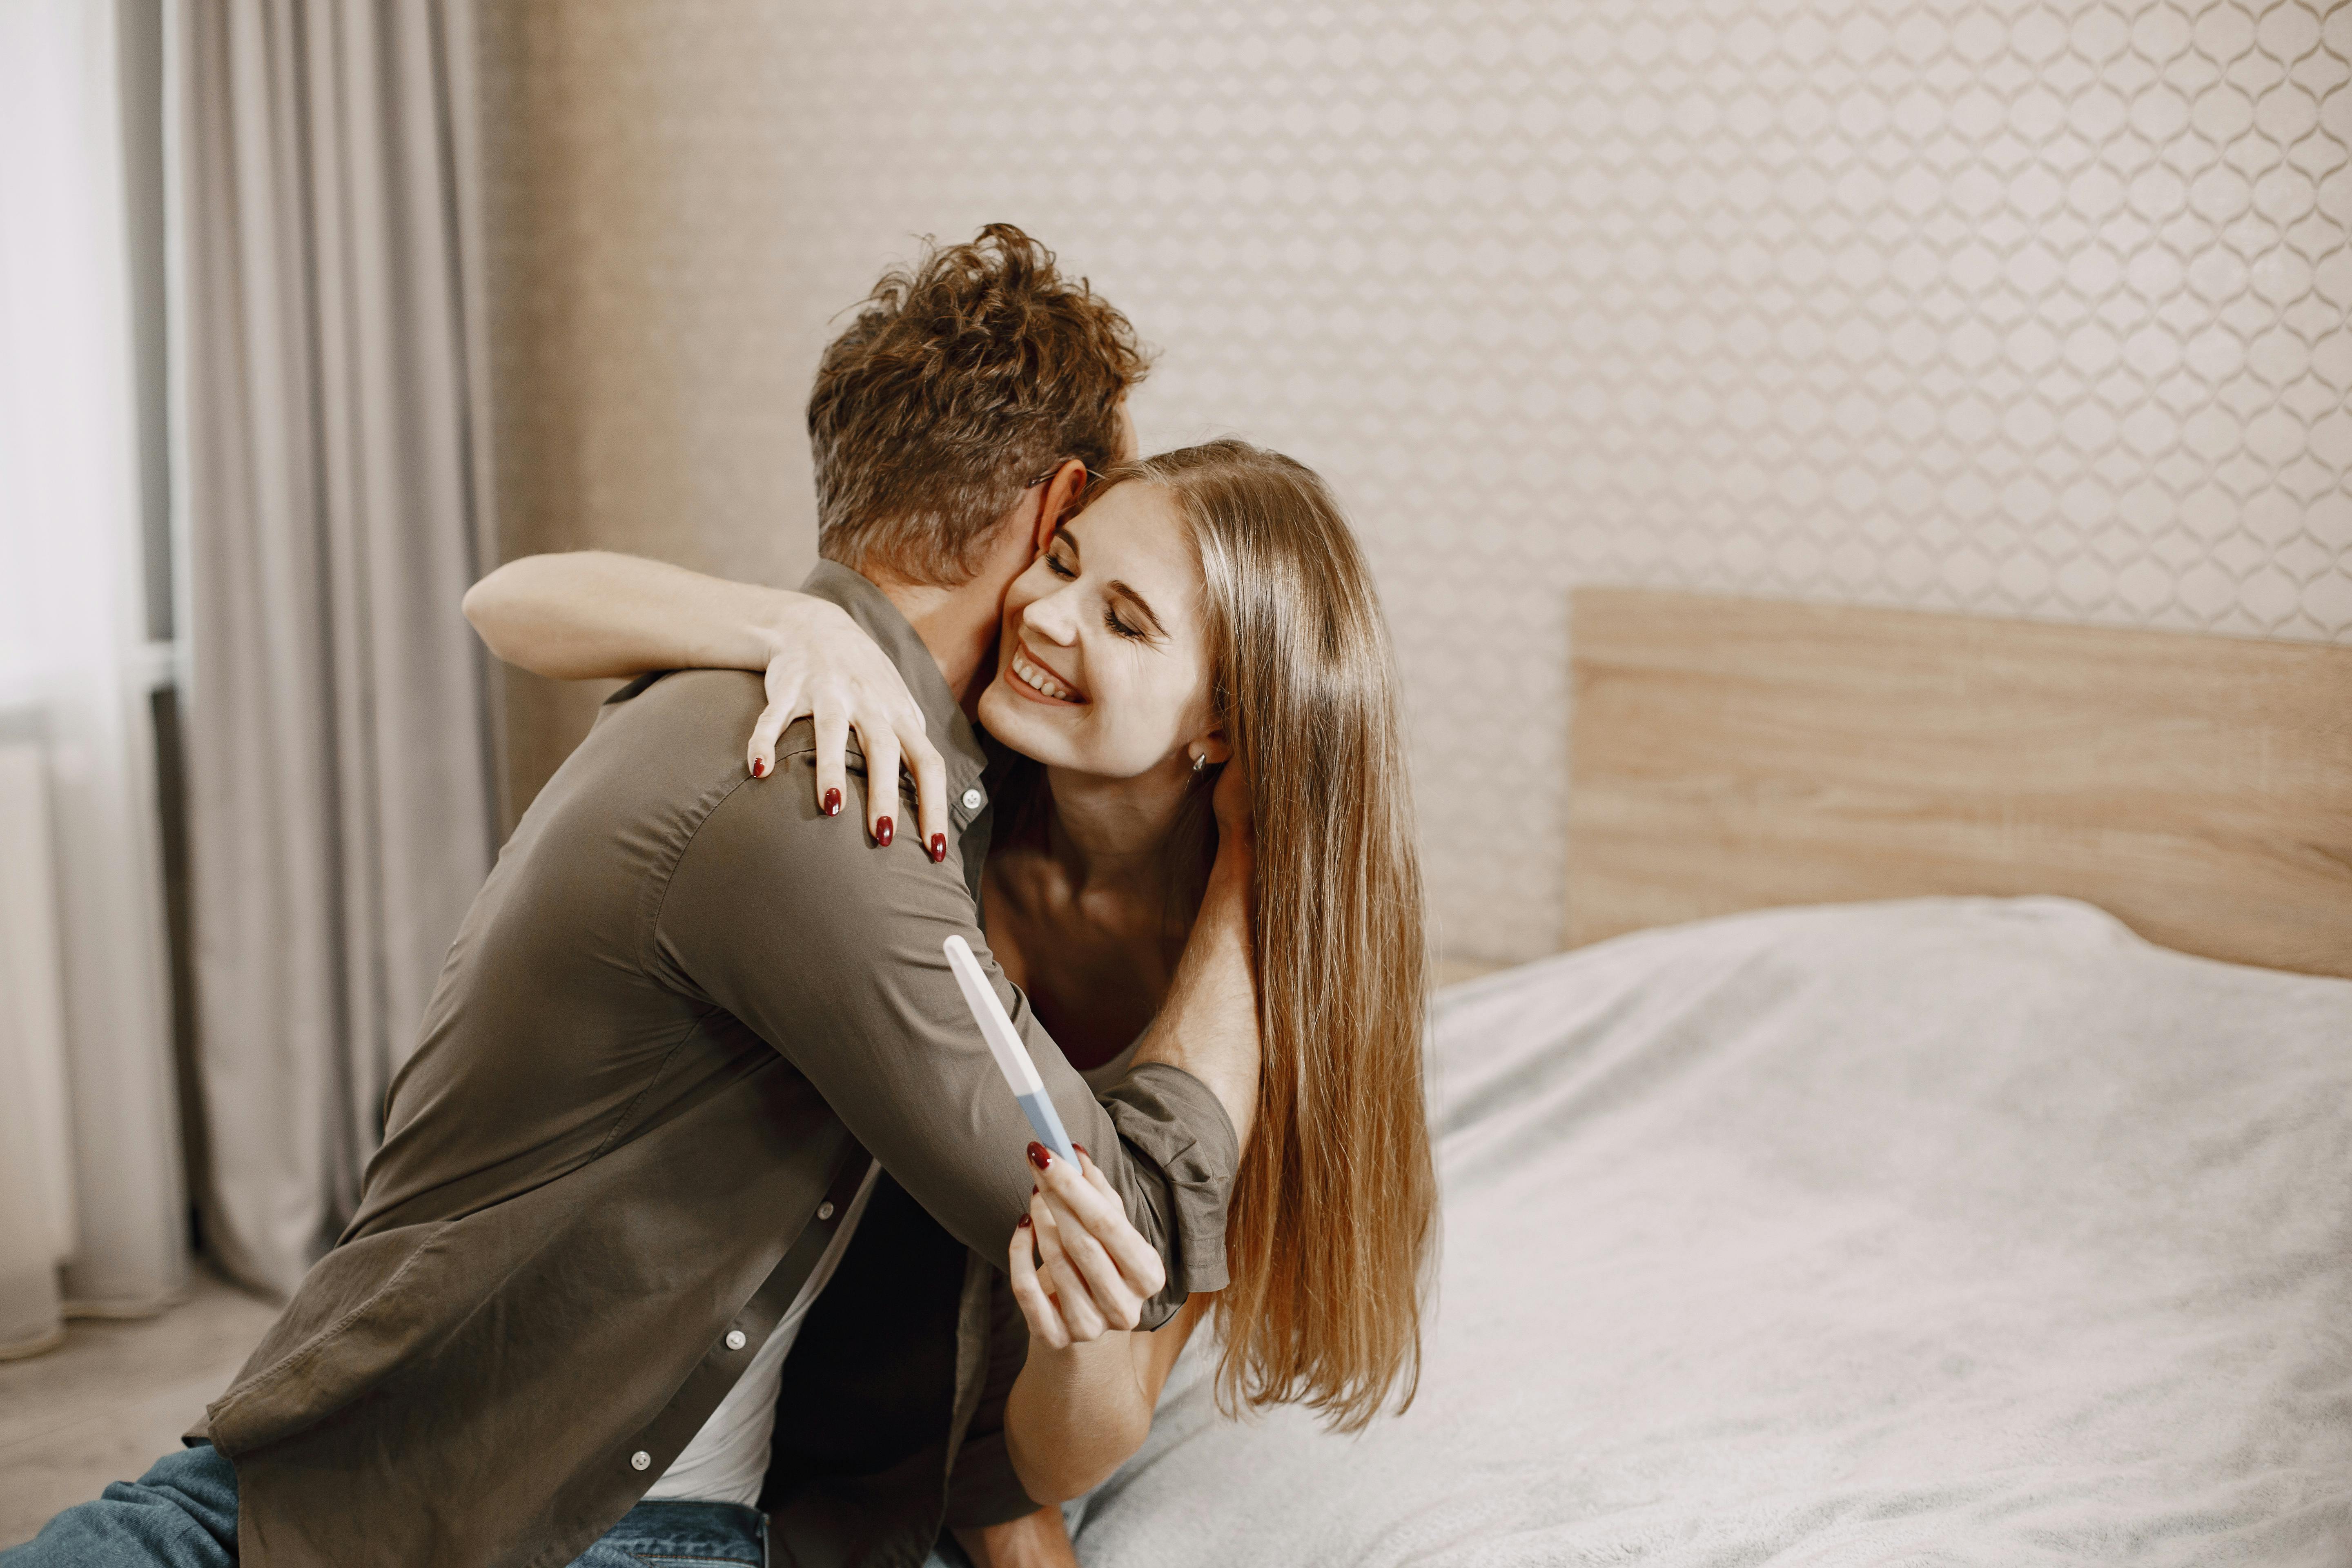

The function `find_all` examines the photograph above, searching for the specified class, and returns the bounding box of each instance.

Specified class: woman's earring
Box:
[1191,751,1207,777]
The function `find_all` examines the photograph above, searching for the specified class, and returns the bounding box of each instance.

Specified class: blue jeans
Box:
[0,1444,767,1566]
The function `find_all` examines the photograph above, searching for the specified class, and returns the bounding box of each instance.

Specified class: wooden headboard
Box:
[1566,588,2352,979]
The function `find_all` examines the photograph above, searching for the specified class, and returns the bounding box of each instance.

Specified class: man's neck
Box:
[875,579,999,717]
[862,490,1052,716]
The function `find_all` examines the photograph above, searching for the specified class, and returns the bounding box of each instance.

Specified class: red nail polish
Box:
[929,833,947,863]
[1072,1143,1088,1160]
[1026,1141,1051,1172]
[751,758,767,779]
[1017,1215,1031,1229]
[875,816,894,846]
[822,788,841,816]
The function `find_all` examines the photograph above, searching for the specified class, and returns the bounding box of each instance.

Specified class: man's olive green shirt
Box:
[194,564,1238,1568]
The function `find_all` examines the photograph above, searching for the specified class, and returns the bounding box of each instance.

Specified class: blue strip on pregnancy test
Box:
[1015,1089,1077,1169]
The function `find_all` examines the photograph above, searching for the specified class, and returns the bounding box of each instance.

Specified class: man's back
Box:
[353,666,800,1238]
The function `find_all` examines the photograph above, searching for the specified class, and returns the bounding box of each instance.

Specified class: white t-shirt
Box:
[644,1159,882,1507]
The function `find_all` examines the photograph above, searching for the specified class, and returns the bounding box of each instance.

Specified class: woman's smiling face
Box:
[976,482,1219,780]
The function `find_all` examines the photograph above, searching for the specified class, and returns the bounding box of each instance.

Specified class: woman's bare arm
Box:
[998,1153,1215,1504]
[955,1294,1206,1568]
[463,550,801,679]
[955,1505,1081,1568]
[462,551,949,849]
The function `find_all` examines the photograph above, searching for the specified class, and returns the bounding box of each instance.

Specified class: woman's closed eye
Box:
[1045,545,1148,641]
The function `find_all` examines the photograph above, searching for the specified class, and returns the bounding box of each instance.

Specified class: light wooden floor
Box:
[0,1270,278,1549]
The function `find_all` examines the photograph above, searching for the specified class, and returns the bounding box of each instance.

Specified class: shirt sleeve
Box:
[653,743,1236,1324]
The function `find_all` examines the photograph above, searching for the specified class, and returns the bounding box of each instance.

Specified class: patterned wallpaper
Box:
[483,0,2352,963]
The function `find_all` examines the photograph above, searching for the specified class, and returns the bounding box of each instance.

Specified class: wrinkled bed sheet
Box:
[1074,898,2352,1566]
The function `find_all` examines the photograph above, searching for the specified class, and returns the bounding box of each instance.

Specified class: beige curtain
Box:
[175,0,500,1295]
[2,0,187,1336]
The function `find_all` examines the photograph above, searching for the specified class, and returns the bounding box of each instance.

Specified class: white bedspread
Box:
[1075,898,2352,1566]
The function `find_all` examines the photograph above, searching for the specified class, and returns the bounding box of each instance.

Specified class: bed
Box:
[1068,591,2352,1567]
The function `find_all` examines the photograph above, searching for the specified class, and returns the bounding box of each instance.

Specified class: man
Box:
[4,226,1247,1568]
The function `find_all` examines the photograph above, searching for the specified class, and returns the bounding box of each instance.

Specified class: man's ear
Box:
[1033,458,1089,553]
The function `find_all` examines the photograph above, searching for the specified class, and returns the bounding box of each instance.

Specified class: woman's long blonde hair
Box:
[1082,439,1435,1432]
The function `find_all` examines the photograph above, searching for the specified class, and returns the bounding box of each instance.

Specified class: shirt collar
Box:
[797,561,991,830]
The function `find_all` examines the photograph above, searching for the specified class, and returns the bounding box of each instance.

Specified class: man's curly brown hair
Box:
[807,224,1150,586]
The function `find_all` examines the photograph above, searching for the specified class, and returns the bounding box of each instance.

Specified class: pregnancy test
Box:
[943,934,1078,1167]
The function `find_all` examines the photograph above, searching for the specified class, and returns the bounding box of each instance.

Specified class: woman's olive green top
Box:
[193,564,1238,1568]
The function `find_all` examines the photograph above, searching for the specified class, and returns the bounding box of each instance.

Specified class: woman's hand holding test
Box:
[962,1153,1147,1568]
[1009,1144,1167,1348]
[998,1142,1207,1511]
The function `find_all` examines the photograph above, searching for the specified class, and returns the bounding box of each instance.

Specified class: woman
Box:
[473,440,1435,1564]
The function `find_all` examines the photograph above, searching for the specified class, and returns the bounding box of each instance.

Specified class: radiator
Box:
[0,739,74,1354]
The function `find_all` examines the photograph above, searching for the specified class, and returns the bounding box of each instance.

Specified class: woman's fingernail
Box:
[875,815,894,846]
[929,833,947,863]
[751,758,767,779]
[1017,1215,1031,1229]
[822,788,841,816]
[1026,1141,1051,1172]
[1072,1143,1089,1160]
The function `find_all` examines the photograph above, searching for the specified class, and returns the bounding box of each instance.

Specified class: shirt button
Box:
[725,1330,747,1351]
[961,787,984,811]
[816,1201,835,1221]
[630,1451,651,1471]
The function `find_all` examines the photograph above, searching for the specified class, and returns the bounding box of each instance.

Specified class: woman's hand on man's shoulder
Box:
[745,595,951,862]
